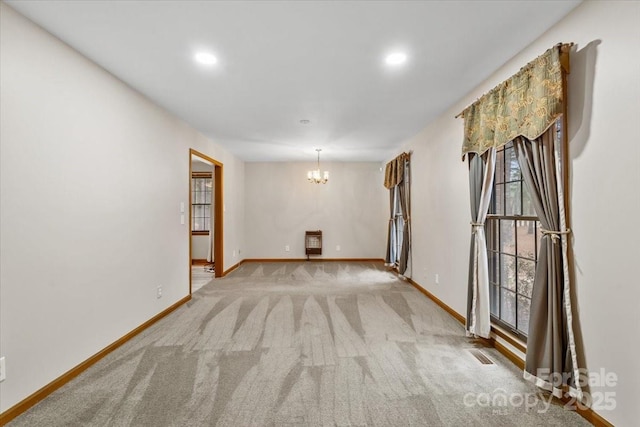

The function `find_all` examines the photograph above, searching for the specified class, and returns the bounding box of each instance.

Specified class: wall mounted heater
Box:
[305,230,322,260]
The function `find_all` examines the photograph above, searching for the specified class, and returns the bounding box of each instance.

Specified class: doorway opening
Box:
[189,149,223,293]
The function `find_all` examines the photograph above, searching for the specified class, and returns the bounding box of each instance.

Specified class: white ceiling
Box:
[6,0,582,162]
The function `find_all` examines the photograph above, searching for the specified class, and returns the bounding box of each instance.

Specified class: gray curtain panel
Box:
[466,153,484,335]
[465,149,495,338]
[385,188,395,265]
[397,158,410,275]
[514,124,582,399]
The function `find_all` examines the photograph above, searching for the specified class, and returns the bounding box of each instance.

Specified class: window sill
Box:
[491,323,527,353]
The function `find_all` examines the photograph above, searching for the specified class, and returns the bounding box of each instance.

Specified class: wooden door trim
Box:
[189,149,224,294]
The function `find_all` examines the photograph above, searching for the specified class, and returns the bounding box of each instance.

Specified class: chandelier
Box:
[307,148,329,184]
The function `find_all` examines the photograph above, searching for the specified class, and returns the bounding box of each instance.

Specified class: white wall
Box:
[245,162,387,259]
[225,156,245,265]
[0,3,244,412]
[393,1,640,425]
[191,236,209,260]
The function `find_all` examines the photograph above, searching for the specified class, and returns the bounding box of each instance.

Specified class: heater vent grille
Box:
[469,349,495,365]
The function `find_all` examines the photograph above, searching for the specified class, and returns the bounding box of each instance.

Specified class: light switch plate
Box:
[0,356,6,382]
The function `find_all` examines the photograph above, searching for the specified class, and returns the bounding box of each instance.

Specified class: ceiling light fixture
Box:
[194,51,218,66]
[385,52,407,66]
[307,149,329,184]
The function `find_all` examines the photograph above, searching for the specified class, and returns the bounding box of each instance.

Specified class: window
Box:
[191,172,212,234]
[487,142,540,340]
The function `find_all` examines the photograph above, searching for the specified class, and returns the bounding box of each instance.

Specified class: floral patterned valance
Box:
[384,152,409,189]
[458,43,571,159]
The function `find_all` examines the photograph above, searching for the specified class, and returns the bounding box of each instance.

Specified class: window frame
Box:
[487,141,540,342]
[191,171,212,236]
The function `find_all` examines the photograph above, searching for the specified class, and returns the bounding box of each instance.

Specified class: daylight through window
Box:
[487,142,540,339]
[191,173,212,233]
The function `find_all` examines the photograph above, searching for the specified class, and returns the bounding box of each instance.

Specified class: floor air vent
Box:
[469,349,495,365]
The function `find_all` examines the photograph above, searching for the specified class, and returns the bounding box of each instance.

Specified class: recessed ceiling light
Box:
[194,51,218,66]
[385,52,407,66]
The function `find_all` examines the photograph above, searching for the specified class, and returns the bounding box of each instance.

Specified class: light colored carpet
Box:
[9,261,589,426]
[192,264,215,293]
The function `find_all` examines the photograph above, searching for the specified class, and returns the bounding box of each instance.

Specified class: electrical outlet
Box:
[157,286,162,299]
[336,245,341,251]
[285,245,290,252]
[0,356,6,382]
[233,250,236,258]
[435,274,440,284]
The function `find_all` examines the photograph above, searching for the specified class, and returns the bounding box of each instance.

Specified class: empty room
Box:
[1,1,638,426]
